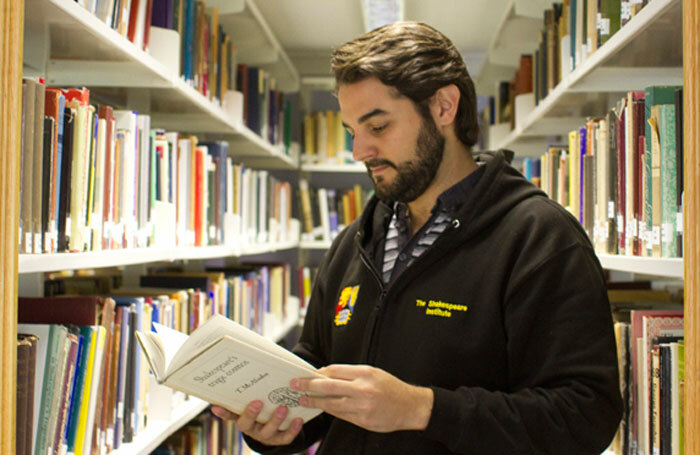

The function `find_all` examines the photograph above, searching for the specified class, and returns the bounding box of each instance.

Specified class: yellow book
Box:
[303,115,315,159]
[326,111,336,160]
[353,184,363,219]
[568,130,579,216]
[335,111,346,159]
[75,326,106,455]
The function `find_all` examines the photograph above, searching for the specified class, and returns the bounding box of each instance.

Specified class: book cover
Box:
[674,89,683,258]
[18,296,102,326]
[659,104,678,257]
[16,338,31,455]
[135,314,324,430]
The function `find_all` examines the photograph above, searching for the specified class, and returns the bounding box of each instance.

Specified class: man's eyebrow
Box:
[342,108,389,129]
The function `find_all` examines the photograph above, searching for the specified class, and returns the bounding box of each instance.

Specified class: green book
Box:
[600,0,621,46]
[644,86,682,255]
[17,324,68,455]
[659,104,678,257]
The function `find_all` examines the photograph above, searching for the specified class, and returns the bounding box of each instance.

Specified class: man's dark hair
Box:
[331,21,479,147]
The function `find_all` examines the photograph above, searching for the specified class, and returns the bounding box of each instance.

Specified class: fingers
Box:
[317,364,370,380]
[234,401,304,446]
[211,405,238,421]
[235,400,264,433]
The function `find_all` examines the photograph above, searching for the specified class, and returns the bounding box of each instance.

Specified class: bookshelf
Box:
[487,0,683,157]
[474,0,551,96]
[3,0,305,453]
[108,296,300,455]
[17,240,300,274]
[479,0,698,453]
[24,0,299,170]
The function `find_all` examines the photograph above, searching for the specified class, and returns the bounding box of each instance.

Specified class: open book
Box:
[135,314,324,430]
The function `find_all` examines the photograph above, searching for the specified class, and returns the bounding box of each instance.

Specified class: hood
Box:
[357,150,546,248]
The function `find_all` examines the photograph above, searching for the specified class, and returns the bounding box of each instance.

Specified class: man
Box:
[213,21,622,454]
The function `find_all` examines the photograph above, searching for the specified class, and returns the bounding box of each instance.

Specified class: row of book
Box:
[15,265,297,455]
[611,308,684,455]
[298,180,373,243]
[302,111,354,165]
[485,0,651,129]
[152,409,320,455]
[19,81,295,254]
[75,0,237,106]
[523,85,683,258]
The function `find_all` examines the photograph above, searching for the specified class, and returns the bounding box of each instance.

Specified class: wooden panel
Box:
[684,0,699,454]
[0,0,23,453]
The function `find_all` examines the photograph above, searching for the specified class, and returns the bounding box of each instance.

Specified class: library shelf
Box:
[301,163,367,173]
[110,397,209,455]
[24,0,298,170]
[108,302,301,455]
[597,254,683,279]
[474,0,551,96]
[489,0,683,156]
[18,240,301,274]
[299,240,333,250]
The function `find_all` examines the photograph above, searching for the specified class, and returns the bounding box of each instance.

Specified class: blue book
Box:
[62,332,84,448]
[326,189,339,239]
[66,326,95,453]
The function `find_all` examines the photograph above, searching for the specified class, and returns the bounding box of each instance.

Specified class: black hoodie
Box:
[248,150,623,454]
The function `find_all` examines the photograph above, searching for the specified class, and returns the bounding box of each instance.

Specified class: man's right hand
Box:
[210,401,303,446]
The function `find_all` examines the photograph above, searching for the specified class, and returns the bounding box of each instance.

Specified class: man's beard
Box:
[367,116,445,203]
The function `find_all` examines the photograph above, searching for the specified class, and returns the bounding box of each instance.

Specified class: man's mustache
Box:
[365,159,397,171]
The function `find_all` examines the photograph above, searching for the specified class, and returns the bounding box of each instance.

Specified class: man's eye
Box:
[370,124,387,134]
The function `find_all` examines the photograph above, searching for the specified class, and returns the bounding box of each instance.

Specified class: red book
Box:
[98,105,115,250]
[194,147,204,246]
[616,108,626,254]
[142,0,154,51]
[60,87,90,106]
[632,94,645,256]
[18,296,102,325]
[127,0,141,43]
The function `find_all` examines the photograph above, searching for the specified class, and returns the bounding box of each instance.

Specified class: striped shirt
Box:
[382,164,485,284]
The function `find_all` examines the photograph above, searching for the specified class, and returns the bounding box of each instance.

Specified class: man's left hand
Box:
[290,364,433,433]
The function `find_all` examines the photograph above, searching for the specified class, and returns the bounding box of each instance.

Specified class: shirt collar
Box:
[393,163,486,220]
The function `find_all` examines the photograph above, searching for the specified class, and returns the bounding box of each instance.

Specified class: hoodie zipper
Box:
[357,237,387,365]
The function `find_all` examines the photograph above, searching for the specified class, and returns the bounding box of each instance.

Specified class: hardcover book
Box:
[135,314,324,430]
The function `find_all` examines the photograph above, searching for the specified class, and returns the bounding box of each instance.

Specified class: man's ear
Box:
[430,84,460,128]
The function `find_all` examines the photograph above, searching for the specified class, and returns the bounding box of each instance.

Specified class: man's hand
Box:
[290,364,433,433]
[211,401,303,446]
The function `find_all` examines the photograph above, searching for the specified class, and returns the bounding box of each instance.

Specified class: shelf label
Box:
[621,2,632,21]
[617,215,624,233]
[677,212,683,233]
[25,233,32,253]
[662,223,674,243]
[652,226,661,246]
[600,18,611,36]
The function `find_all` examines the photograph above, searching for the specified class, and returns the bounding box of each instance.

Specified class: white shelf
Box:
[301,163,367,173]
[18,240,300,274]
[299,240,332,250]
[24,0,298,169]
[111,397,209,455]
[108,305,301,455]
[488,0,682,156]
[474,0,550,95]
[597,254,683,279]
[204,0,299,92]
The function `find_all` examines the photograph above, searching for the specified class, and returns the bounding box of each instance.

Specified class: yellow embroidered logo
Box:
[416,299,468,318]
[334,285,360,326]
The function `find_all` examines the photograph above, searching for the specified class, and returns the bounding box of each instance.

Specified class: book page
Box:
[151,321,189,371]
[171,314,314,374]
[166,336,323,430]
[134,331,166,381]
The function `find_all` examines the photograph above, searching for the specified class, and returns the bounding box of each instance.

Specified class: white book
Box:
[135,315,324,430]
[317,188,331,243]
